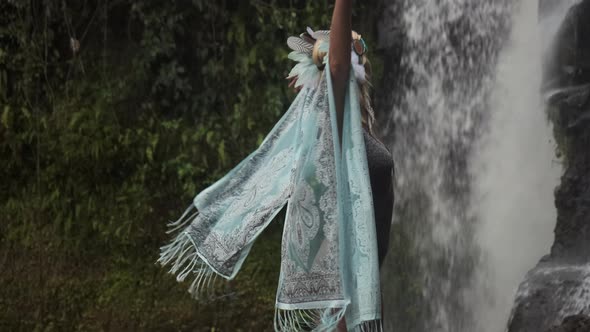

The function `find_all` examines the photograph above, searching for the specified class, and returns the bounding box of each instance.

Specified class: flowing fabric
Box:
[158,35,382,332]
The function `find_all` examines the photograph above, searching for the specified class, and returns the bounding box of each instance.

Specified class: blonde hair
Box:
[312,36,375,135]
[359,58,375,135]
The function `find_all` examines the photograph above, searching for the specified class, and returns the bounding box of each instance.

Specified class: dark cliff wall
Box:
[507,1,590,331]
[546,0,590,262]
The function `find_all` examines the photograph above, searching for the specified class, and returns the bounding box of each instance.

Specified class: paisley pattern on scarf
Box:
[276,77,344,306]
[158,43,382,331]
[340,85,382,326]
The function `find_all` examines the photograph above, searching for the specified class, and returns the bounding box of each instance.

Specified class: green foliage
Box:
[0,1,381,331]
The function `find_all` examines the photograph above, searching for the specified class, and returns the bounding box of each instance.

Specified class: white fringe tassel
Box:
[158,205,221,300]
[160,205,384,332]
[274,307,347,332]
[274,308,382,332]
[352,320,383,332]
[165,204,198,234]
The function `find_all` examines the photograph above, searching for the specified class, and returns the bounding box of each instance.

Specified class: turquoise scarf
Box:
[158,33,382,332]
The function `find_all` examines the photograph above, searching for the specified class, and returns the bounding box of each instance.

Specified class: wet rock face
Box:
[547,315,590,332]
[545,0,590,262]
[507,1,590,332]
[507,262,590,332]
[553,148,590,261]
[543,0,590,91]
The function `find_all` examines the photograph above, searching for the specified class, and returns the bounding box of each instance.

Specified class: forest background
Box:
[0,1,408,331]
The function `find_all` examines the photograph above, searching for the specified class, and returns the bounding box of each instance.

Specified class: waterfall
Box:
[470,0,565,331]
[380,0,564,331]
[381,1,513,331]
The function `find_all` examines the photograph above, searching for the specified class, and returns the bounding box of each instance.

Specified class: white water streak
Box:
[470,0,564,331]
[385,1,512,331]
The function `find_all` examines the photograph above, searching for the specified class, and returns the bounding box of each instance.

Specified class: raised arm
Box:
[329,0,352,148]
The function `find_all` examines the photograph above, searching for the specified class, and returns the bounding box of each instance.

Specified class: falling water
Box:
[379,0,568,331]
[469,0,566,331]
[382,1,513,331]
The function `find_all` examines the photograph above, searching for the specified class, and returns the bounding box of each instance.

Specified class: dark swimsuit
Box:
[362,128,394,268]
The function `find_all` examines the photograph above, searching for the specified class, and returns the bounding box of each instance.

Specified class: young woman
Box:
[326,1,394,330]
[158,1,394,331]
[326,0,394,272]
